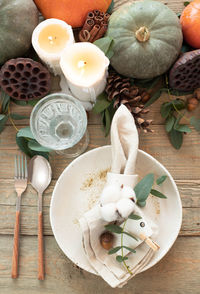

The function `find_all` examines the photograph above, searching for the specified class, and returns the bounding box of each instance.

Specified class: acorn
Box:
[100,231,114,250]
[194,88,200,101]
[187,97,199,112]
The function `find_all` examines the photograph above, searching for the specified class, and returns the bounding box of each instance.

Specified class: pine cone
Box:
[105,71,153,133]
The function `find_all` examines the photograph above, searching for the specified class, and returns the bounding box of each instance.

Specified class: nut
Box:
[100,231,114,250]
[141,92,150,103]
[194,88,200,101]
[187,97,199,112]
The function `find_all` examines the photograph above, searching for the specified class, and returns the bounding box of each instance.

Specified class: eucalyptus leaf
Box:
[175,124,191,133]
[107,0,114,13]
[165,116,175,132]
[28,140,52,152]
[105,108,111,136]
[105,224,123,234]
[169,128,183,149]
[144,89,162,108]
[11,99,27,106]
[108,247,121,255]
[184,1,190,6]
[171,99,186,110]
[190,117,200,132]
[128,213,142,220]
[116,255,128,263]
[93,92,111,113]
[134,173,154,202]
[0,115,8,133]
[16,136,49,159]
[156,175,167,186]
[10,113,29,120]
[151,189,167,199]
[161,102,172,118]
[27,100,39,106]
[94,36,114,59]
[17,126,35,139]
[137,200,146,207]
[1,91,10,113]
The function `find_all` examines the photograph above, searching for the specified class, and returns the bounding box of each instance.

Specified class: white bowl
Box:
[50,146,182,274]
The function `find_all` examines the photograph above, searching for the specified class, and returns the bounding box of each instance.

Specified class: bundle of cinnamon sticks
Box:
[79,10,110,43]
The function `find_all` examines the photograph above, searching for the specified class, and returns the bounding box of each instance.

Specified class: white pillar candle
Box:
[60,42,110,103]
[32,18,74,75]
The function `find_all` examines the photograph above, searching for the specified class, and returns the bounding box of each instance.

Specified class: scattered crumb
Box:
[81,168,110,210]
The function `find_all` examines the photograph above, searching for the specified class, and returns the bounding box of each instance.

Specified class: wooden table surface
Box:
[1,0,200,293]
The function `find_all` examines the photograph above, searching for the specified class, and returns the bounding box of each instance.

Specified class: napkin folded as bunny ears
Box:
[79,105,159,288]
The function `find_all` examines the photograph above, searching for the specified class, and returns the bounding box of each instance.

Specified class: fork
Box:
[11,155,28,279]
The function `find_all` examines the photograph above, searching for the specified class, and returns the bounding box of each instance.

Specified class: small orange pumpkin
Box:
[34,0,112,28]
[180,0,200,48]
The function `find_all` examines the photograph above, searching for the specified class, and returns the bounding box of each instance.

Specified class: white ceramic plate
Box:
[50,146,182,274]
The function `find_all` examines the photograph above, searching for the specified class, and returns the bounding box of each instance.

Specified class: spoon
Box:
[28,155,52,280]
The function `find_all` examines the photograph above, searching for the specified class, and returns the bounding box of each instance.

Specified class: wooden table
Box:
[0,0,200,293]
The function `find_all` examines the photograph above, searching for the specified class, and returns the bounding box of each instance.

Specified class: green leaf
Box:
[134,173,154,202]
[165,116,175,132]
[175,124,191,133]
[190,117,200,132]
[1,91,10,113]
[151,189,167,199]
[105,224,123,234]
[156,175,167,186]
[169,128,183,149]
[93,92,111,114]
[11,99,27,106]
[137,200,146,207]
[17,127,35,139]
[94,36,114,59]
[108,247,121,255]
[107,0,114,13]
[128,213,142,220]
[104,108,111,136]
[28,140,52,152]
[144,89,161,108]
[10,113,29,120]
[27,100,39,107]
[0,115,8,133]
[172,99,186,110]
[123,246,136,254]
[116,255,128,263]
[184,1,190,6]
[16,136,49,159]
[161,102,172,118]
[123,232,138,241]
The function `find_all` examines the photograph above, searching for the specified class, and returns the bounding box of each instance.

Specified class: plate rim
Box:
[50,145,182,274]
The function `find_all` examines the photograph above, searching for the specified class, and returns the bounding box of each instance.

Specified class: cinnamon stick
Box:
[79,30,91,42]
[89,24,101,42]
[94,16,104,25]
[92,23,108,42]
[104,13,110,22]
[93,10,100,16]
[87,11,95,19]
[82,19,95,32]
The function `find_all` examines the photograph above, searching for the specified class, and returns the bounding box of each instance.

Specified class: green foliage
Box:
[134,173,154,202]
[190,117,200,132]
[151,189,167,199]
[16,127,51,159]
[107,0,114,14]
[156,175,167,185]
[94,36,114,59]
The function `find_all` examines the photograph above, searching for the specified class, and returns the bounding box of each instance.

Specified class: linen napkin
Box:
[79,105,159,288]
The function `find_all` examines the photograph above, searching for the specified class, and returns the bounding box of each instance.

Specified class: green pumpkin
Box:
[0,0,39,65]
[107,1,183,79]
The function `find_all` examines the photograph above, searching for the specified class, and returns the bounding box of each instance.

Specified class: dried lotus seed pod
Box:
[0,58,51,100]
[169,49,200,92]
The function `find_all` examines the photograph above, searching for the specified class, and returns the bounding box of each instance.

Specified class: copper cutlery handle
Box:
[11,210,20,278]
[38,211,44,280]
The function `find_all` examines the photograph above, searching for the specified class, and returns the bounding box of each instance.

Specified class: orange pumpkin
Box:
[34,0,112,28]
[180,0,200,48]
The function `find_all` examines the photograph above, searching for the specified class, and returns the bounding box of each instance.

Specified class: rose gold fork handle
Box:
[11,210,20,278]
[38,211,44,280]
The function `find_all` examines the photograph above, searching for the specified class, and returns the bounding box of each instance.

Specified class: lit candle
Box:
[60,42,109,103]
[32,19,74,74]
